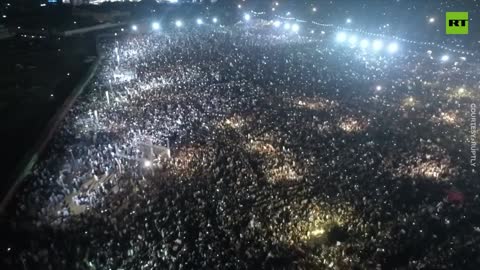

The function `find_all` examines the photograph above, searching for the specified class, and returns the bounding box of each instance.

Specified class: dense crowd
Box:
[2,18,480,270]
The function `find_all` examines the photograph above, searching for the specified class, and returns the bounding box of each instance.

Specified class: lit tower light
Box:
[336,32,347,43]
[372,39,384,51]
[284,23,291,30]
[291,23,300,33]
[175,20,183,27]
[346,18,352,24]
[131,25,138,31]
[441,55,450,62]
[348,35,358,47]
[244,13,251,21]
[428,17,435,23]
[273,20,281,28]
[152,22,160,30]
[387,42,399,54]
[212,17,218,24]
[196,18,203,25]
[360,39,369,49]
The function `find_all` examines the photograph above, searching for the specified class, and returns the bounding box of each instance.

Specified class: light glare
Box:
[360,39,369,49]
[372,40,383,51]
[348,35,358,46]
[291,24,300,33]
[151,22,160,30]
[336,32,347,43]
[387,42,399,53]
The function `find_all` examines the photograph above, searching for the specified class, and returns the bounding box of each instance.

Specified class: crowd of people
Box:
[2,16,480,270]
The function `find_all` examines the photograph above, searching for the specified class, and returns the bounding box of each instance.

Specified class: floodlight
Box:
[196,18,203,25]
[372,39,383,51]
[313,7,317,12]
[152,22,160,30]
[144,160,152,167]
[244,14,251,21]
[291,24,299,33]
[387,42,399,53]
[212,17,218,24]
[441,55,449,62]
[175,20,183,27]
[336,32,347,42]
[346,18,352,24]
[348,35,358,46]
[131,25,138,31]
[284,23,291,30]
[360,39,369,49]
[273,20,281,28]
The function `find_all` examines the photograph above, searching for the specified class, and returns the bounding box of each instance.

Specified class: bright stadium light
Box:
[175,20,183,27]
[372,39,384,51]
[428,17,435,23]
[244,13,251,21]
[212,17,218,24]
[238,4,242,9]
[291,23,300,33]
[152,22,160,30]
[346,18,352,24]
[441,55,450,62]
[196,18,203,25]
[273,20,281,28]
[284,23,291,30]
[387,42,399,53]
[348,35,358,46]
[312,7,317,12]
[131,25,138,31]
[336,32,347,43]
[360,39,369,49]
